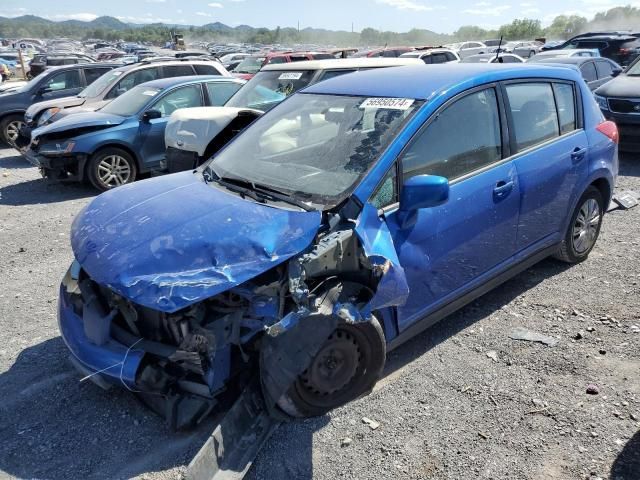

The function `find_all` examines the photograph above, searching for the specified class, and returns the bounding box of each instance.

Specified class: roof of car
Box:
[303,64,581,100]
[261,57,422,71]
[466,53,520,59]
[136,75,242,89]
[535,56,601,65]
[42,63,120,73]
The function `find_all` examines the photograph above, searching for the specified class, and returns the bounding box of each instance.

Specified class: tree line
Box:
[0,6,638,46]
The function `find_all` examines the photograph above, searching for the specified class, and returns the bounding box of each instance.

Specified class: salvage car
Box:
[446,41,488,59]
[231,52,333,80]
[527,49,600,62]
[399,48,460,64]
[58,64,618,429]
[0,63,118,146]
[534,56,622,91]
[594,55,640,152]
[163,57,421,173]
[543,31,640,66]
[24,76,244,190]
[18,59,232,147]
[460,53,524,63]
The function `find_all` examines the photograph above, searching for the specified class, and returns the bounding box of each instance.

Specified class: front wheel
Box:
[0,114,24,146]
[554,186,604,263]
[87,148,137,191]
[277,316,386,418]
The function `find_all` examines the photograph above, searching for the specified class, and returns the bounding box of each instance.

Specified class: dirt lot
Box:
[0,147,638,480]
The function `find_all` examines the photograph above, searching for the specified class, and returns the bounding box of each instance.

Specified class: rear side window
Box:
[151,84,204,117]
[506,83,559,151]
[84,67,110,85]
[402,88,502,181]
[580,62,597,82]
[445,52,457,61]
[595,60,614,78]
[206,82,242,106]
[107,67,161,99]
[431,53,448,64]
[553,83,576,134]
[163,65,196,77]
[421,55,433,64]
[194,64,221,75]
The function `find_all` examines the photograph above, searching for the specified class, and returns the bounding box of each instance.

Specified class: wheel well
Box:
[0,112,25,123]
[591,178,611,204]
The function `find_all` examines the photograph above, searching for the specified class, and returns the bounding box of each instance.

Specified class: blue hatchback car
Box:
[25,75,245,191]
[58,64,618,427]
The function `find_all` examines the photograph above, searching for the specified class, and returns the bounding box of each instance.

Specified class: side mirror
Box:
[142,109,162,122]
[611,68,622,77]
[398,175,449,227]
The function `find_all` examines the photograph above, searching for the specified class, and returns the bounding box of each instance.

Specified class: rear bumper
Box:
[602,111,640,153]
[164,146,202,174]
[58,282,144,389]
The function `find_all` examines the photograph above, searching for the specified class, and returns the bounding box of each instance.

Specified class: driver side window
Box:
[44,70,81,91]
[151,85,204,117]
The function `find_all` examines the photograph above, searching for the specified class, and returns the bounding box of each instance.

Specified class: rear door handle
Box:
[493,180,514,199]
[571,147,587,163]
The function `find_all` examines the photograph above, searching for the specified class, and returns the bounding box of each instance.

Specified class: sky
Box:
[0,0,637,34]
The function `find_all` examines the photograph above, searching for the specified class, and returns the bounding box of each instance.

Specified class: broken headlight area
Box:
[60,218,404,429]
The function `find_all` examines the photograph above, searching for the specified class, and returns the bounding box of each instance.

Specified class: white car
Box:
[400,48,460,64]
[527,49,600,62]
[461,53,525,64]
[446,41,488,59]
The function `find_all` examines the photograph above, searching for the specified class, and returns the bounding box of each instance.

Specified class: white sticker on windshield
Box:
[360,98,415,110]
[278,72,303,80]
[142,90,158,96]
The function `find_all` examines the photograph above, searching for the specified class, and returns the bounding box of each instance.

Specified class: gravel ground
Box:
[0,147,638,480]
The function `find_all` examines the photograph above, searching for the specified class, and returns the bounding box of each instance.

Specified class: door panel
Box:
[386,162,520,330]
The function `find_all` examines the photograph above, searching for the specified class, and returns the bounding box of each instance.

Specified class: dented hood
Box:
[71,171,321,313]
[165,106,262,156]
[32,111,126,140]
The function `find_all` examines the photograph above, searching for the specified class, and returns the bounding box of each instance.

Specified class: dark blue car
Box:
[58,64,618,428]
[26,75,245,190]
[0,63,117,145]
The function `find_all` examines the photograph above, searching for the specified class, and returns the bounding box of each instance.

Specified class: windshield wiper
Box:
[204,166,313,211]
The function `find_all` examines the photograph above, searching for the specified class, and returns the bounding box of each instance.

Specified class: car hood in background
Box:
[595,74,640,98]
[71,171,321,313]
[25,95,86,119]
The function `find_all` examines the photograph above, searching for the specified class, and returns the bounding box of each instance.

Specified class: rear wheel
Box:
[0,114,24,146]
[278,316,386,418]
[554,186,604,263]
[87,148,137,191]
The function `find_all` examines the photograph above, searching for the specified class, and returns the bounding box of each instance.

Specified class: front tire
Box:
[0,114,24,147]
[277,316,386,418]
[87,148,137,191]
[554,186,604,263]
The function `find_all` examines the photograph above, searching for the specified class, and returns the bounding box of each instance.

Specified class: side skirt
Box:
[387,244,559,351]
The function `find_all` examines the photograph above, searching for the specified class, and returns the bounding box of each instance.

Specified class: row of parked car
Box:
[0,49,637,193]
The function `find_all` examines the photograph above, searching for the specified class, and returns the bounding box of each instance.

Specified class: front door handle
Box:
[493,180,514,199]
[571,147,587,163]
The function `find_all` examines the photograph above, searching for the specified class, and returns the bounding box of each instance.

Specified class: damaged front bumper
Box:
[58,264,144,389]
[24,148,88,182]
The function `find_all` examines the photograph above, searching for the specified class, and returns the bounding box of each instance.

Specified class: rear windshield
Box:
[232,57,266,74]
[226,70,315,112]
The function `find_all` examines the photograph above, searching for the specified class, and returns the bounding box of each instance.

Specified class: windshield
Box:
[100,85,160,117]
[626,58,640,75]
[233,56,265,74]
[226,70,315,112]
[206,93,423,208]
[79,69,124,98]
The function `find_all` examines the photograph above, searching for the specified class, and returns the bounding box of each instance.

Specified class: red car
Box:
[231,51,334,79]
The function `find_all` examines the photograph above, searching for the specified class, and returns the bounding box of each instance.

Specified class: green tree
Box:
[545,15,587,39]
[498,18,542,40]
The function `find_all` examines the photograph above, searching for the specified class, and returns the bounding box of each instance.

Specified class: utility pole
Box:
[17,48,27,80]
[297,21,300,33]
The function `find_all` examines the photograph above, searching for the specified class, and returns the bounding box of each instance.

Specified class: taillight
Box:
[596,120,619,144]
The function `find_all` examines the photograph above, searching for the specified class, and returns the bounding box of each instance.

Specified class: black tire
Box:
[0,114,24,147]
[87,147,137,191]
[277,315,386,418]
[554,186,604,264]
